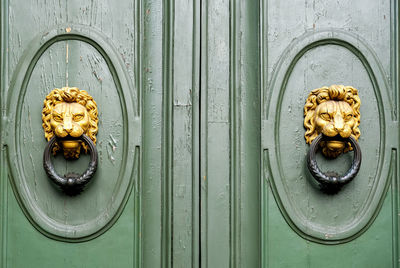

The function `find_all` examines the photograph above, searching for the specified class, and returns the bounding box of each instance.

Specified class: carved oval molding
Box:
[5,24,140,242]
[265,29,393,243]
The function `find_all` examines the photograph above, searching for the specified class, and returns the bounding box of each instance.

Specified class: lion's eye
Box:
[52,115,63,122]
[320,112,331,121]
[73,114,84,121]
[345,114,353,121]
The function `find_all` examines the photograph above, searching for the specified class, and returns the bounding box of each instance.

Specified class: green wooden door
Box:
[0,1,144,267]
[0,0,398,267]
[260,0,400,267]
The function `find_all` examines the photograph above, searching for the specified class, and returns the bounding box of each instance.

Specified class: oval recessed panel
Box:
[266,30,392,243]
[6,25,139,241]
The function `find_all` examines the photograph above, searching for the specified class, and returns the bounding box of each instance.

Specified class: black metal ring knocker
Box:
[43,134,98,195]
[307,134,362,193]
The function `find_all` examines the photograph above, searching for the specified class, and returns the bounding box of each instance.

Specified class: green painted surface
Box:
[1,0,398,267]
[262,0,400,267]
[1,0,142,267]
[141,0,164,266]
[263,178,394,268]
[200,0,260,267]
[5,181,136,268]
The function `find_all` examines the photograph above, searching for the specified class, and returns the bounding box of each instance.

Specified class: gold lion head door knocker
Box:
[304,85,362,193]
[42,87,98,195]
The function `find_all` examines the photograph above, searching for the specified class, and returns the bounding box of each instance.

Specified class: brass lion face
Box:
[304,85,361,158]
[42,87,98,159]
[50,102,90,151]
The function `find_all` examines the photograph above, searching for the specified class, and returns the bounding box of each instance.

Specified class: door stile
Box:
[200,0,231,265]
[199,0,208,264]
[229,0,241,266]
[0,0,9,266]
[234,1,261,266]
[392,150,399,268]
[393,1,400,266]
[161,0,173,266]
[192,0,201,267]
[135,1,143,267]
[159,0,201,266]
[142,0,168,266]
[200,0,261,267]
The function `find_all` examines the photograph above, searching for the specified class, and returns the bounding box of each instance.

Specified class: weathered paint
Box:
[1,0,142,267]
[262,0,400,266]
[0,0,398,267]
[266,30,391,242]
[6,25,138,240]
[201,0,260,267]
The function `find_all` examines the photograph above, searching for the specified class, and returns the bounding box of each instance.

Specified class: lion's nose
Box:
[334,114,344,132]
[63,117,73,133]
[64,125,72,133]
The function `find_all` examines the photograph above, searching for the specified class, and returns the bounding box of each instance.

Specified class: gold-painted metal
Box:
[304,85,361,158]
[42,87,98,159]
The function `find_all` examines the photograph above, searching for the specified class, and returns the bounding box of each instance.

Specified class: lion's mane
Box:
[42,87,98,154]
[304,85,361,148]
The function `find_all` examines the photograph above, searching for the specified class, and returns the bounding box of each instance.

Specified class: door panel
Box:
[265,30,391,241]
[7,30,137,240]
[261,0,399,266]
[1,0,142,266]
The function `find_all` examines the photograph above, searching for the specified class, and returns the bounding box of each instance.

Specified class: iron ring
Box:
[307,133,362,193]
[43,134,98,195]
